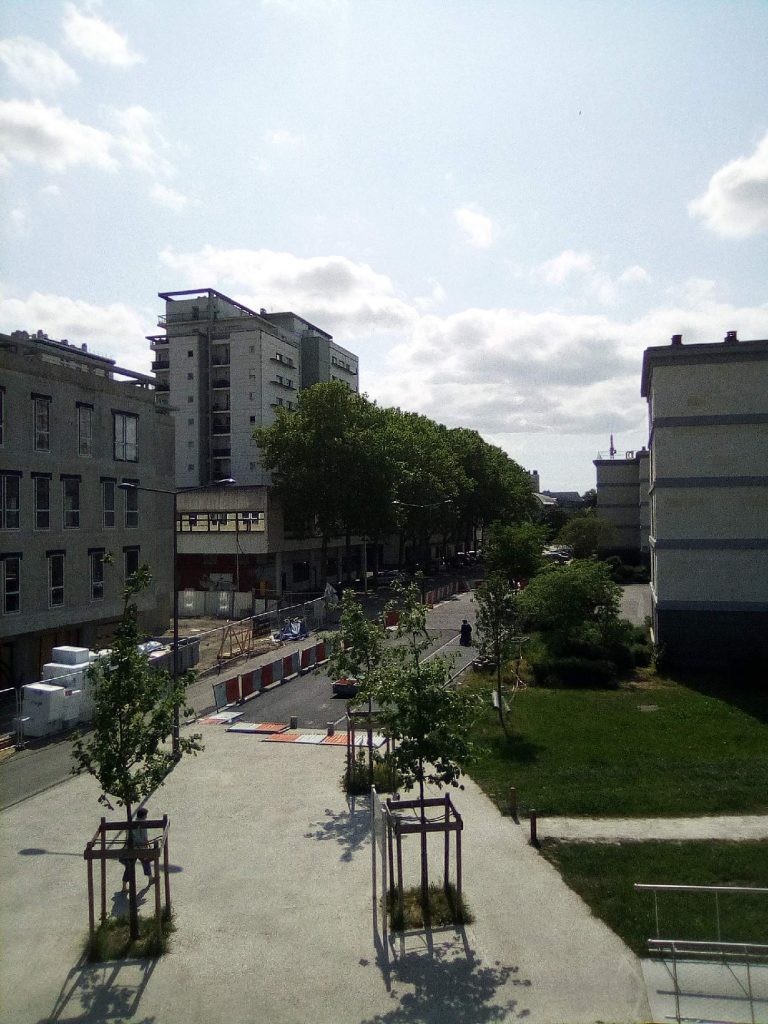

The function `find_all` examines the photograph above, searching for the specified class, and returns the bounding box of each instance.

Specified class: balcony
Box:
[152,359,170,371]
[211,378,230,390]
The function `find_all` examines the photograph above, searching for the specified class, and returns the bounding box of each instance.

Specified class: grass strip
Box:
[85,912,175,962]
[387,883,474,931]
[539,839,768,956]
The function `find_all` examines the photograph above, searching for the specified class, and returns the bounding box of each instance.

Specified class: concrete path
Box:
[619,584,651,627]
[540,813,768,842]
[0,723,651,1024]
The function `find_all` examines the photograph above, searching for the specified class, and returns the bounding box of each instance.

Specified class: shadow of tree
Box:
[41,950,158,1023]
[362,932,531,1023]
[303,795,371,862]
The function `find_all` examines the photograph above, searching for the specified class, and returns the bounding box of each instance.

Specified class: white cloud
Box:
[689,132,768,238]
[0,37,79,93]
[535,250,650,305]
[40,183,63,197]
[107,105,173,177]
[0,99,176,180]
[8,208,27,232]
[454,205,496,248]
[0,288,150,372]
[149,183,192,211]
[0,99,116,172]
[158,246,418,334]
[62,3,144,67]
[537,249,595,285]
[264,128,303,147]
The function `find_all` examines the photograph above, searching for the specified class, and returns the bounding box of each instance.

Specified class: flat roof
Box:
[641,338,768,396]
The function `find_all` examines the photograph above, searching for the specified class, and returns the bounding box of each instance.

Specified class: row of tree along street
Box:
[255,381,537,580]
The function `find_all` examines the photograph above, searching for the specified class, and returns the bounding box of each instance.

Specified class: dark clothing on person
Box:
[120,809,152,887]
[459,621,472,647]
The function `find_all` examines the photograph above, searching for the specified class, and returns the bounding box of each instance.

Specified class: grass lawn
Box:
[539,839,768,956]
[465,673,768,817]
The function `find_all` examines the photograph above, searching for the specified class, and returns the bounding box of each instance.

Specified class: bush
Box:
[343,750,400,795]
[632,643,652,668]
[532,656,618,689]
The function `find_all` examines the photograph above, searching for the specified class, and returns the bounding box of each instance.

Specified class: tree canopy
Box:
[555,511,618,559]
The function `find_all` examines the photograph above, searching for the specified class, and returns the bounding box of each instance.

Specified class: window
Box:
[33,395,51,451]
[187,372,194,380]
[48,553,64,607]
[187,396,194,403]
[124,483,138,528]
[188,417,194,425]
[210,512,228,528]
[77,404,93,456]
[187,350,193,357]
[239,511,265,532]
[2,555,21,614]
[0,387,4,445]
[0,473,21,529]
[124,546,140,579]
[34,475,50,529]
[90,550,105,601]
[102,480,115,528]
[113,412,138,462]
[62,477,80,528]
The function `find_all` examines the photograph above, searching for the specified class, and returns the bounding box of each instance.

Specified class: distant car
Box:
[332,677,359,698]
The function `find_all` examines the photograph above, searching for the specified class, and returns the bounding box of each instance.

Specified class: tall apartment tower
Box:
[149,289,358,488]
[641,332,768,668]
[593,447,650,564]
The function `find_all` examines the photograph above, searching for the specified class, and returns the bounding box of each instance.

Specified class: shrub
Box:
[532,656,617,689]
[632,643,652,668]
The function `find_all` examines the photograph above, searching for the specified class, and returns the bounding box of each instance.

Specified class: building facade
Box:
[641,332,768,668]
[150,289,358,489]
[0,331,174,686]
[593,448,650,564]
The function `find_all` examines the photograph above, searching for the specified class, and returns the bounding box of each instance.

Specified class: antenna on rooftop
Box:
[609,433,616,459]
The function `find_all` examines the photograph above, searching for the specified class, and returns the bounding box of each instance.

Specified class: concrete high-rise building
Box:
[149,289,358,488]
[641,331,768,668]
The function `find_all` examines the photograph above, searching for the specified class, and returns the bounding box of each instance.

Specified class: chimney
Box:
[724,330,738,344]
[670,334,683,346]
[81,343,88,352]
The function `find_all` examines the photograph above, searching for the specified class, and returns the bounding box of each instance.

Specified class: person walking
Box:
[459,619,473,647]
[121,806,153,892]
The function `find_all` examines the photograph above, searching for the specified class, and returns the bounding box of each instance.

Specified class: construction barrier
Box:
[212,679,227,710]
[260,662,273,688]
[270,658,284,684]
[282,652,300,680]
[224,676,241,705]
[300,647,316,673]
[384,610,400,628]
[240,670,257,700]
[314,640,328,665]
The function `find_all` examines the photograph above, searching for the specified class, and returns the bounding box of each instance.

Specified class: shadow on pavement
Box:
[362,927,531,1023]
[42,950,158,1024]
[303,794,371,862]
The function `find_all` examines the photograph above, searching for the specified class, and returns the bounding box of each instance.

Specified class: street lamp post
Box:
[117,477,237,756]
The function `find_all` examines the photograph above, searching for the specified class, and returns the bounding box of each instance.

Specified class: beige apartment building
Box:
[593,448,650,564]
[641,332,768,668]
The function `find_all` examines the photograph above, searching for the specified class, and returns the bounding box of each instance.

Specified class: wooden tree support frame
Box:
[346,707,392,785]
[83,815,172,940]
[384,794,463,920]
[217,619,260,663]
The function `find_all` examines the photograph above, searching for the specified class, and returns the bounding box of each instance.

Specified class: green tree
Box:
[556,511,618,559]
[474,573,522,736]
[485,521,547,584]
[256,383,393,585]
[516,559,622,653]
[327,589,387,783]
[72,566,203,938]
[363,578,479,899]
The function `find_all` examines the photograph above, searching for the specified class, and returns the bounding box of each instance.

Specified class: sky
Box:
[1,1,767,493]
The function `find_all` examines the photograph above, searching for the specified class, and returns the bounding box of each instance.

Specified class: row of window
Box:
[0,390,138,462]
[0,547,140,615]
[178,511,265,533]
[0,473,139,531]
[331,355,356,374]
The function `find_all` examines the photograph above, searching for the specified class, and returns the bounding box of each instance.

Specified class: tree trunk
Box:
[418,773,429,906]
[321,534,329,586]
[496,654,509,737]
[125,805,139,941]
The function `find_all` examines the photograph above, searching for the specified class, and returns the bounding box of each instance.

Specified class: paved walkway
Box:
[540,813,768,842]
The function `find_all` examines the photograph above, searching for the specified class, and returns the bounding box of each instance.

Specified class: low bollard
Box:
[529,809,538,847]
[326,722,334,736]
[289,715,298,730]
[509,786,518,820]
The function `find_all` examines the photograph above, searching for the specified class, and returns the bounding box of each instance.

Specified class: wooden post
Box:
[163,817,172,917]
[456,824,462,900]
[396,824,404,921]
[509,787,518,820]
[153,841,162,934]
[443,794,450,891]
[100,817,107,923]
[86,843,95,938]
[529,809,538,847]
[386,814,395,897]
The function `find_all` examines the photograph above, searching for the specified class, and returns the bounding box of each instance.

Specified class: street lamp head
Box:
[214,477,237,486]
[116,481,136,490]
